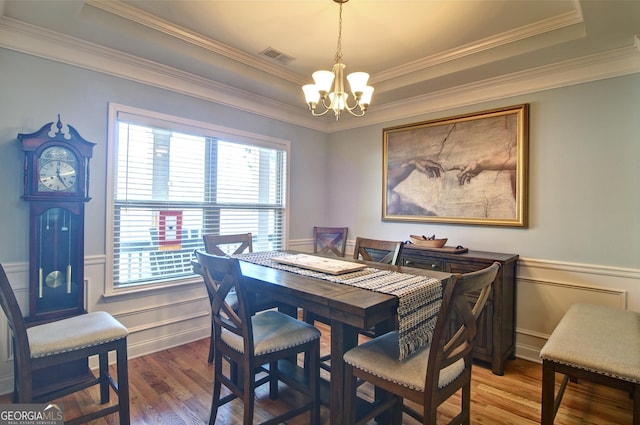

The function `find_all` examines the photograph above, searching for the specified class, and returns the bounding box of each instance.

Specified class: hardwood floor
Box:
[2,323,633,424]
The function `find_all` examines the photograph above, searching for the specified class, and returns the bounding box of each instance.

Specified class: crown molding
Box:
[374,8,585,83]
[0,16,330,132]
[84,0,306,85]
[334,43,640,131]
[1,16,638,134]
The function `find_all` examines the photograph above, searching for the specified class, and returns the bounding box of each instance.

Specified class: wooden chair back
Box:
[420,261,500,422]
[313,226,348,257]
[353,237,402,264]
[0,264,32,392]
[194,250,251,348]
[203,233,253,256]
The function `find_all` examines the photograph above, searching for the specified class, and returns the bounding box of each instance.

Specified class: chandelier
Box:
[302,0,373,120]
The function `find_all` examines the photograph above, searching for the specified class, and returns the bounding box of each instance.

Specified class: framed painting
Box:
[383,104,528,226]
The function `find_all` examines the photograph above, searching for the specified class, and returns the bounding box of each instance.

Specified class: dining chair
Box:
[0,263,130,425]
[194,250,321,425]
[202,232,283,363]
[313,226,348,257]
[353,236,403,265]
[343,262,501,425]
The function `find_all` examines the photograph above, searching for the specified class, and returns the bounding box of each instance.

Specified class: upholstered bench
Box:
[540,303,640,424]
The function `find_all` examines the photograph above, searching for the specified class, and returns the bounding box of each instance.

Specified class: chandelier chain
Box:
[335,2,343,63]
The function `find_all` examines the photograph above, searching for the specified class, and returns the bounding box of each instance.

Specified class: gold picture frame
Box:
[383,104,529,227]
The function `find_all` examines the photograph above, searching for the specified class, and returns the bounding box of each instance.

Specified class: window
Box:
[106,104,288,291]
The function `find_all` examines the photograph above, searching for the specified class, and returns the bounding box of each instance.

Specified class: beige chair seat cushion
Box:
[222,310,320,356]
[344,331,465,391]
[27,311,129,358]
[540,303,640,383]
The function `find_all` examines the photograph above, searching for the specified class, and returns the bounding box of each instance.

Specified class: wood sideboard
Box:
[398,246,518,375]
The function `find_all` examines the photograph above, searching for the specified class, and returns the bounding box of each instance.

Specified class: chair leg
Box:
[243,363,256,425]
[391,396,403,424]
[116,340,131,425]
[208,324,214,363]
[310,340,320,425]
[461,381,471,425]
[269,361,279,400]
[343,363,357,425]
[98,352,110,404]
[209,353,223,425]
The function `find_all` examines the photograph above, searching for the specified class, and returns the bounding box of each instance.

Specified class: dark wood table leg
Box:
[330,319,358,425]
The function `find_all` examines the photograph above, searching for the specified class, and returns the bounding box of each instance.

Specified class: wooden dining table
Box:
[232,255,452,425]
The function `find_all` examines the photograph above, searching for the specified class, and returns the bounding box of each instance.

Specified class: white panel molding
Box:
[124,323,210,360]
[2,16,639,133]
[518,257,640,280]
[113,299,209,334]
[517,276,627,311]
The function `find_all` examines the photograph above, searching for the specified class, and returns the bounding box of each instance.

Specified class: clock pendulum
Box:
[38,210,44,298]
[66,211,71,294]
[40,208,74,294]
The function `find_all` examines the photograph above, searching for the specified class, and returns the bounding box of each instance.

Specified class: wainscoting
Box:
[1,248,638,395]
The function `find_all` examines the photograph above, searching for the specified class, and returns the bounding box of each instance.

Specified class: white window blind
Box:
[109,106,287,288]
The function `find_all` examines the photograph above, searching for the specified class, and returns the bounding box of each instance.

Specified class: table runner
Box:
[234,251,443,360]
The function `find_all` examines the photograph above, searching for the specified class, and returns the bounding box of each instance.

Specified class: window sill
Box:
[102,275,203,300]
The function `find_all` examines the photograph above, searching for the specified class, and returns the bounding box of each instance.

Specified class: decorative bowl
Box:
[409,235,447,248]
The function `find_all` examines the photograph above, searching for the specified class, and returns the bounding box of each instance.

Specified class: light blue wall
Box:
[0,40,639,391]
[2,49,638,270]
[0,49,329,262]
[328,74,640,269]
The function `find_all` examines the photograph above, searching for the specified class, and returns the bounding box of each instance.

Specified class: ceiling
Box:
[2,0,640,130]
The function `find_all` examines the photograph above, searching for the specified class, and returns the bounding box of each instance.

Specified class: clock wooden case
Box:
[19,116,95,323]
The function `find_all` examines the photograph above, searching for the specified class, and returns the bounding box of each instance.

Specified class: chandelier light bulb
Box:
[312,70,335,96]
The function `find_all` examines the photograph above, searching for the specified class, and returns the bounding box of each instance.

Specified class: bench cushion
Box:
[540,303,640,384]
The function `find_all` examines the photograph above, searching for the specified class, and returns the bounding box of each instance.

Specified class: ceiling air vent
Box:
[260,47,295,65]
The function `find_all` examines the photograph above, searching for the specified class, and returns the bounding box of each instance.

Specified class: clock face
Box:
[38,146,78,192]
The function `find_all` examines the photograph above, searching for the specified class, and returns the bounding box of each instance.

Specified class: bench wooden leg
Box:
[633,383,639,425]
[541,360,555,424]
[542,360,571,425]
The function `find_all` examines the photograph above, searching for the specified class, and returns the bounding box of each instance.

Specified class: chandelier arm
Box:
[310,107,333,117]
[345,107,366,117]
[321,96,336,111]
[343,97,364,112]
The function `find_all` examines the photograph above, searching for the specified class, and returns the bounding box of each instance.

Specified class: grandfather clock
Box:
[19,116,95,323]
